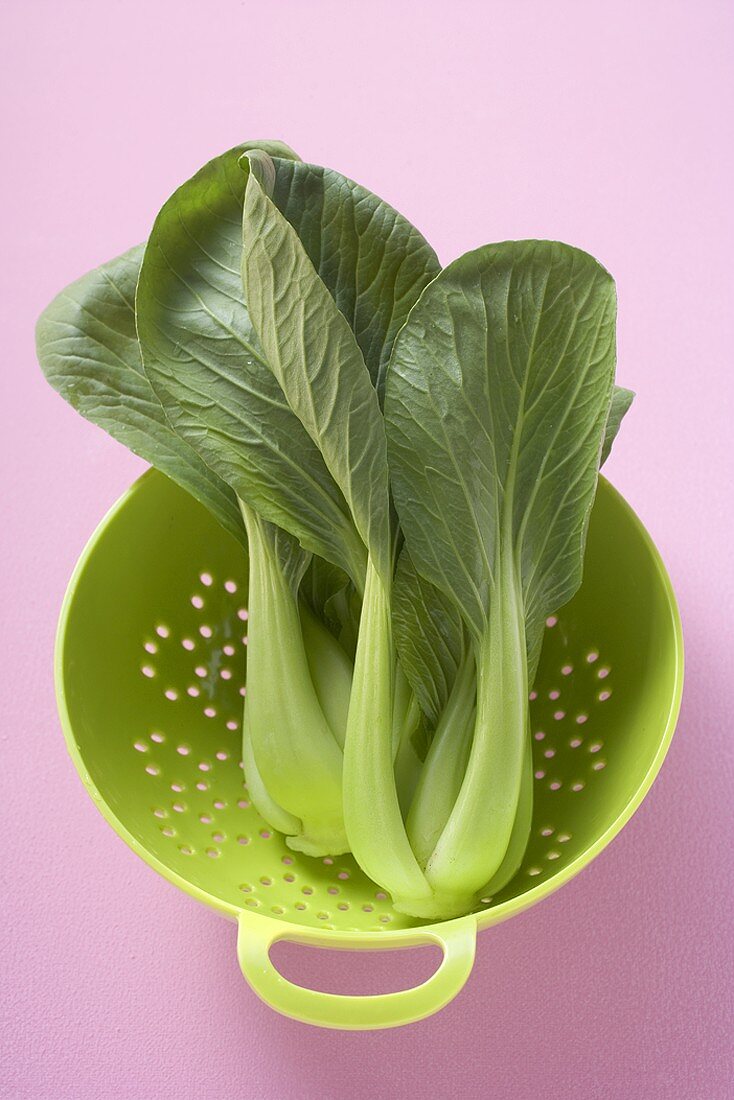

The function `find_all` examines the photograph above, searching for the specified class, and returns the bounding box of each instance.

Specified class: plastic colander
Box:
[55,469,683,1030]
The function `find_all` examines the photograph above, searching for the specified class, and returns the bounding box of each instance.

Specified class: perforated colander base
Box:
[128,565,615,931]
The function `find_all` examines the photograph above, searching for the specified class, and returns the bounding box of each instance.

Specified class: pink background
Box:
[2,1,733,1096]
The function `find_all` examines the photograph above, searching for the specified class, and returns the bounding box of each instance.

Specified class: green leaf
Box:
[241,152,433,898]
[245,149,444,720]
[35,244,245,548]
[241,151,392,581]
[265,158,440,398]
[391,385,628,731]
[386,240,617,908]
[135,144,366,589]
[301,556,354,636]
[602,385,634,464]
[392,547,466,727]
[386,240,617,641]
[236,139,301,163]
[268,519,310,596]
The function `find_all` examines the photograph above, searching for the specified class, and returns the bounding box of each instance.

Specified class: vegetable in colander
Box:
[36,138,633,920]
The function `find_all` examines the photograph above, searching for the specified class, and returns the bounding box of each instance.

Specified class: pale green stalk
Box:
[426,550,528,901]
[394,713,423,819]
[405,653,477,870]
[391,664,414,758]
[300,604,353,750]
[241,500,347,855]
[242,702,301,836]
[342,559,432,904]
[480,734,533,899]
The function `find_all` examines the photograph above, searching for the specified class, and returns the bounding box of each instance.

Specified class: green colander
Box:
[55,469,683,1030]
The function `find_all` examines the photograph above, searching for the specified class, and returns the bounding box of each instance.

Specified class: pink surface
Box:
[2,1,733,1096]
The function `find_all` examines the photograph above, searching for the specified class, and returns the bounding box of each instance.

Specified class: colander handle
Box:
[236,910,477,1030]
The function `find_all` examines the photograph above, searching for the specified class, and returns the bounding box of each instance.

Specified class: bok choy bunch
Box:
[36,138,632,918]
